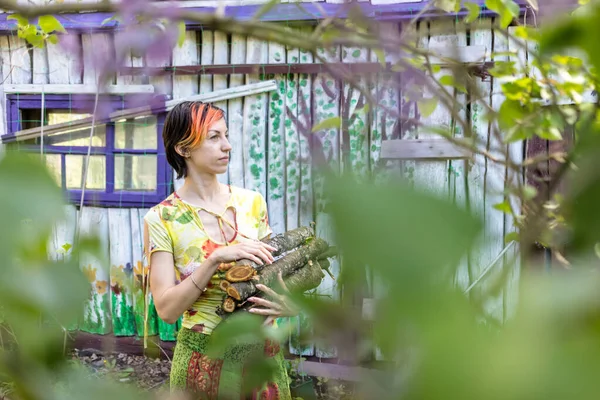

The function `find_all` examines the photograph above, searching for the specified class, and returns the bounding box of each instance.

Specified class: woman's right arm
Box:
[149,251,219,324]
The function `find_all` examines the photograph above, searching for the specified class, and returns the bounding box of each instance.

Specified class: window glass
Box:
[115,154,157,191]
[115,116,157,149]
[65,155,106,190]
[44,154,62,187]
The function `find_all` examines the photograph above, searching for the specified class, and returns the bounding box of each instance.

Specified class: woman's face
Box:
[186,117,231,176]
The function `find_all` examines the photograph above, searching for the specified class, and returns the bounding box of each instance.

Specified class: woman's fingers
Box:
[248,307,281,316]
[247,296,282,310]
[241,251,264,265]
[255,283,281,300]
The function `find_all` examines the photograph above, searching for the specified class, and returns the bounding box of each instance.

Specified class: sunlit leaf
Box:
[312,117,341,132]
[434,0,461,12]
[177,21,186,48]
[418,96,439,118]
[523,184,538,200]
[464,2,481,23]
[38,15,66,34]
[374,48,386,67]
[46,34,58,45]
[493,200,513,214]
[7,13,28,26]
[505,231,520,243]
[486,0,519,28]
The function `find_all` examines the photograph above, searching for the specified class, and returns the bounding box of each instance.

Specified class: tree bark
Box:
[280,260,325,295]
[226,226,314,278]
[226,238,329,302]
[230,260,325,313]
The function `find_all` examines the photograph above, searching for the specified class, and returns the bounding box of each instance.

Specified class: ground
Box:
[70,349,356,399]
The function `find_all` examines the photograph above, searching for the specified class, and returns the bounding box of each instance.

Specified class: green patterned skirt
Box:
[170,327,292,400]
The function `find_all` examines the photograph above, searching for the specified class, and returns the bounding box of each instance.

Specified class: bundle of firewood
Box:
[216,226,335,315]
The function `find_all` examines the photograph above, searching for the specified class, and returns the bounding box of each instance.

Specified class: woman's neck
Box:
[178,170,225,204]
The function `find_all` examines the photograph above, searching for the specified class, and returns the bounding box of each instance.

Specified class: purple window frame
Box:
[3,94,172,208]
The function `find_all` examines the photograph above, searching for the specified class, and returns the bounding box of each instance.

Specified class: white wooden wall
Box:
[0,16,523,360]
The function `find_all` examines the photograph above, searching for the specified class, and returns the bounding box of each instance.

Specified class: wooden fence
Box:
[0,17,524,359]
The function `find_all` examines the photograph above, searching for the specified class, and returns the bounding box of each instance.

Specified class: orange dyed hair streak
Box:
[177,102,225,150]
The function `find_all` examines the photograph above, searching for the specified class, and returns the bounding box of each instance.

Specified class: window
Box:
[4,95,171,207]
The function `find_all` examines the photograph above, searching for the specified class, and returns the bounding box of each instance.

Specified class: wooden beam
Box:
[1,80,278,143]
[380,139,470,160]
[3,84,154,94]
[427,44,490,64]
[66,331,390,382]
[112,80,277,120]
[119,47,490,77]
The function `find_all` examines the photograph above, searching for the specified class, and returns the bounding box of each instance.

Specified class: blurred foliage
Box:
[4,1,600,400]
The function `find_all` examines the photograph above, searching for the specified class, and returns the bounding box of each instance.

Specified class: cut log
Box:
[281,260,325,295]
[223,297,236,313]
[225,238,329,304]
[225,265,256,282]
[219,280,230,292]
[317,246,338,260]
[237,260,325,312]
[226,226,314,277]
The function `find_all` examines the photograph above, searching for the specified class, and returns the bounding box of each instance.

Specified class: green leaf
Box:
[538,127,563,141]
[434,0,460,12]
[485,0,518,28]
[312,117,341,133]
[325,173,482,304]
[464,2,481,23]
[38,15,66,34]
[47,34,58,45]
[373,48,386,67]
[7,14,29,27]
[493,200,513,214]
[354,103,370,115]
[418,97,439,118]
[505,231,520,243]
[177,21,186,48]
[205,313,265,358]
[439,75,467,93]
[523,185,538,200]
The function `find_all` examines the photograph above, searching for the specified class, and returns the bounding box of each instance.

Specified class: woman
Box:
[143,101,295,399]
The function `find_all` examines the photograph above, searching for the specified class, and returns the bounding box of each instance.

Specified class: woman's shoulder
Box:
[144,193,179,222]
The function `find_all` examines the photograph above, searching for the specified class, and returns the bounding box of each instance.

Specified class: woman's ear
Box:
[175,145,189,158]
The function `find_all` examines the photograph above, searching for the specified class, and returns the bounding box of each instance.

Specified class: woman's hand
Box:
[247,271,300,326]
[209,240,276,266]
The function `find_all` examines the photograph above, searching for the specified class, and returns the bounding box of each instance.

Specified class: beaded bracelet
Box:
[190,274,207,292]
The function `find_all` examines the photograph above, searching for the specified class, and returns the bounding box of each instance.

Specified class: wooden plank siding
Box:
[0,17,525,359]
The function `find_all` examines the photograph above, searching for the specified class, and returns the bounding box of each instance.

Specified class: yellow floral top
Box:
[144,185,272,335]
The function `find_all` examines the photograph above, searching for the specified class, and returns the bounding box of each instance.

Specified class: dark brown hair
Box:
[163,101,225,179]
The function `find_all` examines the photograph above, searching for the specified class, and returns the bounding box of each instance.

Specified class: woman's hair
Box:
[163,101,226,179]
